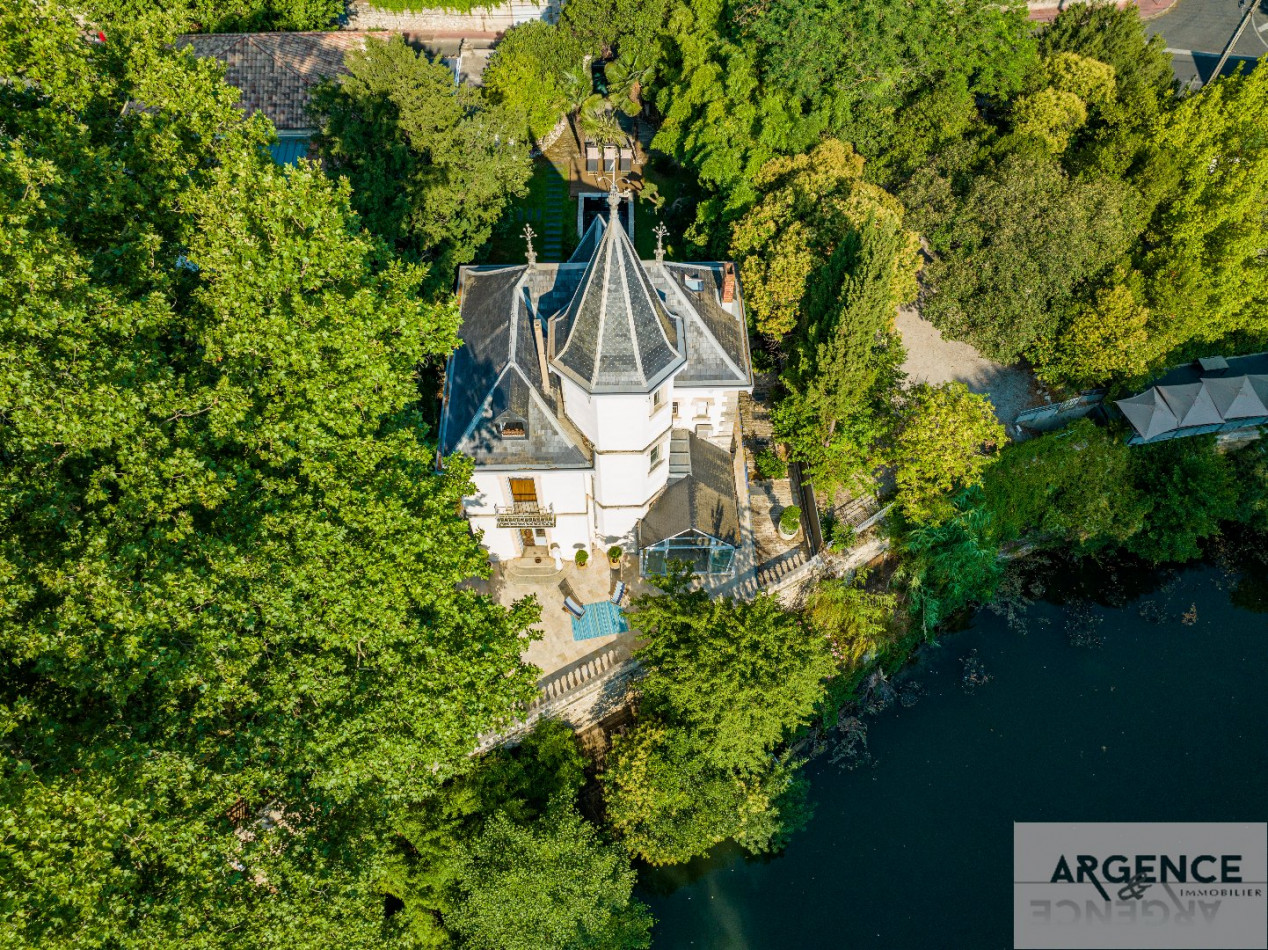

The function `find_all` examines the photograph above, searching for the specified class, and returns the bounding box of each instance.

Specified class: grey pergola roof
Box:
[550,206,685,394]
[1115,358,1268,444]
[638,432,740,547]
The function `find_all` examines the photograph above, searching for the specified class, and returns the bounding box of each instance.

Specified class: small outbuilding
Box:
[1115,353,1268,445]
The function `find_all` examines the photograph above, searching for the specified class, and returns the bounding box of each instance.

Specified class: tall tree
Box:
[733,140,917,494]
[890,383,1005,525]
[1,8,538,944]
[603,723,808,866]
[632,578,834,770]
[603,574,829,864]
[482,21,592,144]
[449,807,653,950]
[919,148,1138,363]
[310,36,532,282]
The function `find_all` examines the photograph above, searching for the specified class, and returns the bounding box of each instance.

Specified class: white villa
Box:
[439,189,754,578]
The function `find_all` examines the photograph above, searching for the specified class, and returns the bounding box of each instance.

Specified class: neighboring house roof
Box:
[1115,352,1268,444]
[440,266,590,469]
[177,31,378,132]
[1117,388,1180,441]
[549,200,685,394]
[638,432,741,547]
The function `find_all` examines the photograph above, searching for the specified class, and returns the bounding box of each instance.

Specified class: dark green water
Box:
[641,564,1268,949]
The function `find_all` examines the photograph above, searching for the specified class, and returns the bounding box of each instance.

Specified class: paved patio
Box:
[469,551,650,676]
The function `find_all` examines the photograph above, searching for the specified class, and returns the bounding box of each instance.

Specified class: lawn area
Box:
[482,155,578,265]
[633,152,700,260]
[481,143,701,266]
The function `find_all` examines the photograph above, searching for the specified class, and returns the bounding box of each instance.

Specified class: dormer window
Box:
[684,273,705,292]
[496,412,528,439]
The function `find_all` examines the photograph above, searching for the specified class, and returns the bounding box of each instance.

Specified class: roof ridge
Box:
[550,207,683,393]
[246,32,323,87]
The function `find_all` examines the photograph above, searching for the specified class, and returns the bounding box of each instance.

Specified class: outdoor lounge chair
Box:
[560,579,585,618]
[610,580,627,605]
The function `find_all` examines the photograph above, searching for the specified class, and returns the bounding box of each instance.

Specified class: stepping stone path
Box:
[541,164,567,261]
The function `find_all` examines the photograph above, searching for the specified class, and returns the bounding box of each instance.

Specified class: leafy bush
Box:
[608,545,623,562]
[830,518,856,550]
[779,506,802,534]
[84,0,342,32]
[575,549,589,567]
[755,447,788,479]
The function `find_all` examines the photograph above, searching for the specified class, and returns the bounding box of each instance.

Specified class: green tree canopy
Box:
[602,723,808,865]
[483,21,593,143]
[979,419,1149,550]
[310,35,532,282]
[602,574,829,865]
[918,149,1138,363]
[650,0,1035,247]
[632,578,834,770]
[1125,438,1240,564]
[890,383,1005,525]
[732,141,917,494]
[803,576,900,671]
[83,0,341,32]
[449,806,653,950]
[1,8,538,944]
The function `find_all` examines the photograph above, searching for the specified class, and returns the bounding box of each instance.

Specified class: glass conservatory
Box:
[639,528,736,577]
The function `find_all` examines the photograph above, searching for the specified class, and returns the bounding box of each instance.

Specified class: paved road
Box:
[1147,0,1267,87]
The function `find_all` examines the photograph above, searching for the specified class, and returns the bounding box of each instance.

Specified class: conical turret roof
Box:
[550,198,684,394]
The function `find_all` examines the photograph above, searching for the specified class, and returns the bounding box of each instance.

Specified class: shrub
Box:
[830,518,856,550]
[608,545,623,562]
[575,549,589,567]
[755,448,788,480]
[779,505,802,535]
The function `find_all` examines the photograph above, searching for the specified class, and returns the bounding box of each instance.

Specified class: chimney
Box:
[721,262,736,304]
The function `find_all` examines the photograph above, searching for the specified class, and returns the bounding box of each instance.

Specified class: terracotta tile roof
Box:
[177,31,390,132]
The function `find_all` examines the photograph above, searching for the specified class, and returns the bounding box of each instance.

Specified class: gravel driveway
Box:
[895,306,1042,436]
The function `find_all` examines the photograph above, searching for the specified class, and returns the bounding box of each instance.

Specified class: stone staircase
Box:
[474,641,639,754]
[668,429,691,481]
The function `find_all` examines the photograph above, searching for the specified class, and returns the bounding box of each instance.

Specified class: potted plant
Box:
[778,505,801,540]
[575,549,589,567]
[607,545,623,567]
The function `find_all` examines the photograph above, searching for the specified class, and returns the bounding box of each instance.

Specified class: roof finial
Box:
[653,222,669,264]
[606,177,622,213]
[522,223,536,266]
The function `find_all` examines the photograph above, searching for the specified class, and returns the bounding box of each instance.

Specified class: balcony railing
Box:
[495,501,556,528]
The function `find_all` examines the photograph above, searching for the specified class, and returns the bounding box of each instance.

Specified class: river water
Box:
[641,562,1268,948]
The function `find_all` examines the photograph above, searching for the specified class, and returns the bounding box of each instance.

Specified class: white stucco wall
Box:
[672,386,737,446]
[465,469,592,560]
[558,378,674,452]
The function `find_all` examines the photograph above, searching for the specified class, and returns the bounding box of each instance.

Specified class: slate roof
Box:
[638,432,741,547]
[568,215,606,264]
[1117,388,1180,441]
[177,32,379,132]
[440,267,590,468]
[1115,353,1268,443]
[550,208,685,393]
[662,264,750,387]
[444,219,751,470]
